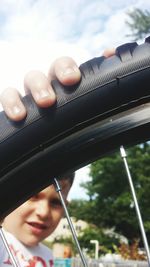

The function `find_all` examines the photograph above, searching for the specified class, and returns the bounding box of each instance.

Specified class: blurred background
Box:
[0,1,150,265]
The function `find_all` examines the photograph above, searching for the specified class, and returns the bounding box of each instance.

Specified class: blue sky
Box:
[0,0,150,89]
[0,0,150,199]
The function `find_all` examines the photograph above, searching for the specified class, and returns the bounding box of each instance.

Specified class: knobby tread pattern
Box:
[0,37,150,218]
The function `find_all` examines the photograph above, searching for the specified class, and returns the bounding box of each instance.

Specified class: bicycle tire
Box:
[0,36,150,218]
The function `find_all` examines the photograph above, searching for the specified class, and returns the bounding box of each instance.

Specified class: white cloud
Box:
[68,165,91,200]
[0,0,150,198]
[0,40,91,93]
[0,0,148,92]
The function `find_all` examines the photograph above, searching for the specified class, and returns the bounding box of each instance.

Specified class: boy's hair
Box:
[60,172,75,187]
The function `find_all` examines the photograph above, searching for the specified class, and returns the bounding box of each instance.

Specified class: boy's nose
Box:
[35,201,50,219]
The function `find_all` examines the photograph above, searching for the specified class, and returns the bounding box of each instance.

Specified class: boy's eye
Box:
[51,199,63,208]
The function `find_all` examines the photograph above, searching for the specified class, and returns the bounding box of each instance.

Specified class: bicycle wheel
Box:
[0,36,150,219]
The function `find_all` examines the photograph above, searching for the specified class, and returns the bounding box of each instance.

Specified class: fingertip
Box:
[59,66,81,86]
[24,70,57,108]
[6,107,27,122]
[49,57,81,86]
[0,88,27,121]
[103,48,116,58]
[4,101,27,122]
[33,86,56,108]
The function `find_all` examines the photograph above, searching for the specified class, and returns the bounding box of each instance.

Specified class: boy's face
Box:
[3,179,71,247]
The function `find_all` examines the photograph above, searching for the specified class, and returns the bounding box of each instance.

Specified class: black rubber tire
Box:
[1,36,150,218]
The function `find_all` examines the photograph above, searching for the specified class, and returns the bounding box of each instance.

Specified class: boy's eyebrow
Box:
[51,198,62,203]
[31,191,47,199]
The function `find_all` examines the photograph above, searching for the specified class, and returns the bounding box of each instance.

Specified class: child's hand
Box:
[0,56,81,121]
[0,49,115,122]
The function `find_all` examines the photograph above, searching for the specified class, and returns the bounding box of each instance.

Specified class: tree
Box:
[126,8,150,40]
[69,8,150,245]
[68,199,96,223]
[79,144,150,243]
[78,226,120,257]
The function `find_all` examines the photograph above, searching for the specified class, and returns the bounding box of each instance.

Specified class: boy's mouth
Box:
[27,222,48,230]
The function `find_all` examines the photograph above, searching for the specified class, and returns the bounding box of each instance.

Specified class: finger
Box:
[24,71,56,108]
[48,56,81,86]
[103,48,116,57]
[0,88,27,121]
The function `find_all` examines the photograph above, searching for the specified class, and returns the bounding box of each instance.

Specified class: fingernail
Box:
[11,105,22,115]
[7,105,22,117]
[48,86,56,100]
[62,66,79,77]
[35,89,50,100]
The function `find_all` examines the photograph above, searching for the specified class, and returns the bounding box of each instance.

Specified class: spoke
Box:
[0,227,19,267]
[120,146,150,266]
[53,178,88,267]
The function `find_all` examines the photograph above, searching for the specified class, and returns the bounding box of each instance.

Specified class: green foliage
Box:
[69,8,150,251]
[78,226,120,257]
[68,199,96,223]
[88,144,150,241]
[126,8,150,40]
[69,144,150,243]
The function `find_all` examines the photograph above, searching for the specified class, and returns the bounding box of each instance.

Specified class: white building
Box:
[45,217,88,258]
[46,217,88,242]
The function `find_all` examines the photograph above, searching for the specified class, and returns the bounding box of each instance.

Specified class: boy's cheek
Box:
[56,209,65,220]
